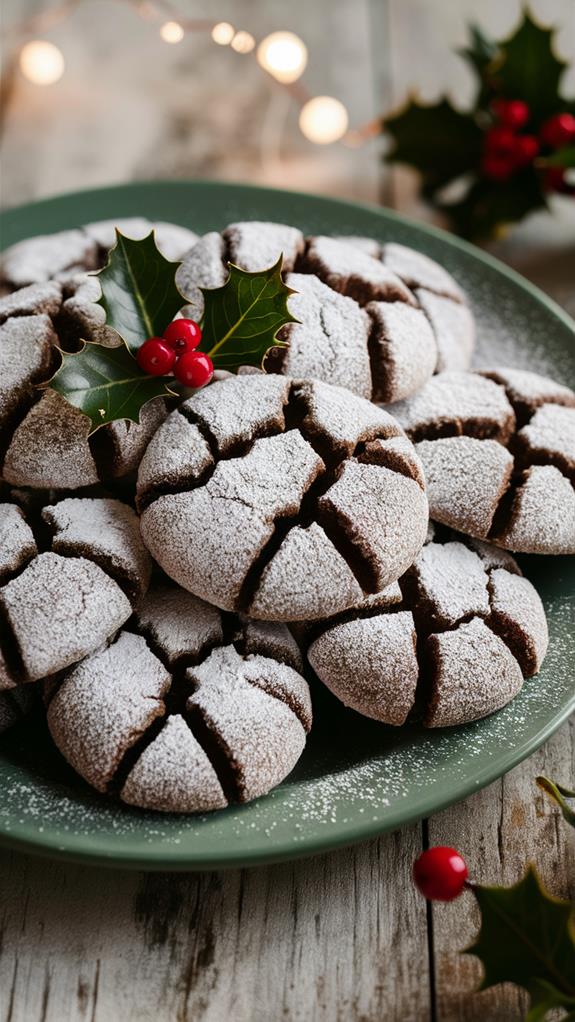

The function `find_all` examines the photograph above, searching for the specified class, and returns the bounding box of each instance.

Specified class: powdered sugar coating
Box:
[48,631,170,791]
[0,315,56,433]
[488,569,549,675]
[415,289,475,372]
[0,281,62,322]
[366,300,437,402]
[308,611,418,725]
[426,619,524,727]
[361,436,426,489]
[48,583,311,814]
[294,378,401,456]
[137,410,213,506]
[0,504,37,583]
[517,403,575,477]
[0,230,97,287]
[302,236,415,306]
[185,374,289,455]
[224,221,304,273]
[393,368,575,554]
[176,232,227,320]
[305,535,547,728]
[281,273,372,399]
[416,436,513,538]
[1,552,131,685]
[382,243,465,303]
[250,523,363,621]
[494,465,575,555]
[3,390,99,489]
[387,371,515,442]
[412,541,489,628]
[42,497,152,602]
[121,715,227,813]
[188,646,308,802]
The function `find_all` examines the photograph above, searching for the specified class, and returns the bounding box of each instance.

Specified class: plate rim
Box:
[1,179,573,871]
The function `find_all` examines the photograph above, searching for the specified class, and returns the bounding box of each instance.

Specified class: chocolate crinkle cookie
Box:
[138,373,429,622]
[305,532,548,728]
[46,583,311,813]
[0,308,166,491]
[176,221,475,403]
[388,367,575,555]
[0,496,151,686]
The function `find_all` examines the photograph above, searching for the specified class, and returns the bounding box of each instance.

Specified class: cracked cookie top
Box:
[387,368,575,555]
[46,582,310,814]
[138,374,429,621]
[176,222,474,403]
[305,532,548,728]
[0,496,151,686]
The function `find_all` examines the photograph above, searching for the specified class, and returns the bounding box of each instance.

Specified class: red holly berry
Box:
[512,134,539,168]
[540,113,575,150]
[173,350,214,388]
[491,98,530,130]
[136,337,176,376]
[484,126,516,155]
[413,846,469,901]
[481,153,515,182]
[163,318,202,354]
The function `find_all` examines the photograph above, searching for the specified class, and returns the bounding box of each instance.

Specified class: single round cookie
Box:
[138,374,429,621]
[387,368,575,555]
[176,222,474,403]
[0,497,151,686]
[306,533,548,728]
[46,583,311,813]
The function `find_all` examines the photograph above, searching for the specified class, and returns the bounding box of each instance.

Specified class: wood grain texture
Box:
[0,1,574,1019]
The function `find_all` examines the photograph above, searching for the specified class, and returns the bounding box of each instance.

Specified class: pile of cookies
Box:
[1,218,573,815]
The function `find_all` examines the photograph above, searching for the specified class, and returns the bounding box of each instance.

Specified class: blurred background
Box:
[1,0,574,305]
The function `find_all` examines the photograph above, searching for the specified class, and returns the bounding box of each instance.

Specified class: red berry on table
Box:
[173,350,214,388]
[481,153,515,182]
[491,98,530,129]
[512,134,539,167]
[136,337,176,376]
[540,112,575,149]
[163,318,202,354]
[413,846,469,901]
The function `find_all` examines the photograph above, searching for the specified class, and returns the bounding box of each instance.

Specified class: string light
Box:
[299,96,349,144]
[8,4,353,147]
[211,22,235,46]
[159,21,184,43]
[257,31,307,84]
[231,30,255,54]
[19,39,65,85]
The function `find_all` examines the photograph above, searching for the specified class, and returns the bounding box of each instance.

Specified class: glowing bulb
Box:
[211,22,235,45]
[160,21,184,44]
[299,96,349,144]
[231,30,255,54]
[19,40,65,86]
[257,31,307,83]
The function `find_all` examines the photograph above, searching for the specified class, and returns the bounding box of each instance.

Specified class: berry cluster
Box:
[482,100,575,191]
[136,319,214,389]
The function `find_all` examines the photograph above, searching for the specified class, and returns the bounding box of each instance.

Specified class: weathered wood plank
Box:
[429,718,574,1022]
[0,826,430,1022]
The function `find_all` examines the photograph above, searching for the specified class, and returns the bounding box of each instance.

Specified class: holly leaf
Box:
[493,12,570,124]
[384,99,483,193]
[537,776,575,828]
[458,22,499,80]
[467,866,575,1019]
[49,342,175,433]
[96,230,185,354]
[441,172,547,240]
[200,257,298,372]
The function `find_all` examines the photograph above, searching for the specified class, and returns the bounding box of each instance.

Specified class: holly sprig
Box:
[383,11,575,238]
[49,230,297,432]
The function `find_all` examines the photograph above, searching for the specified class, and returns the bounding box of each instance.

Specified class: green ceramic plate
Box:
[1,181,574,871]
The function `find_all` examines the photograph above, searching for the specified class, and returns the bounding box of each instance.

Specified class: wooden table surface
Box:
[0,1,574,1019]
